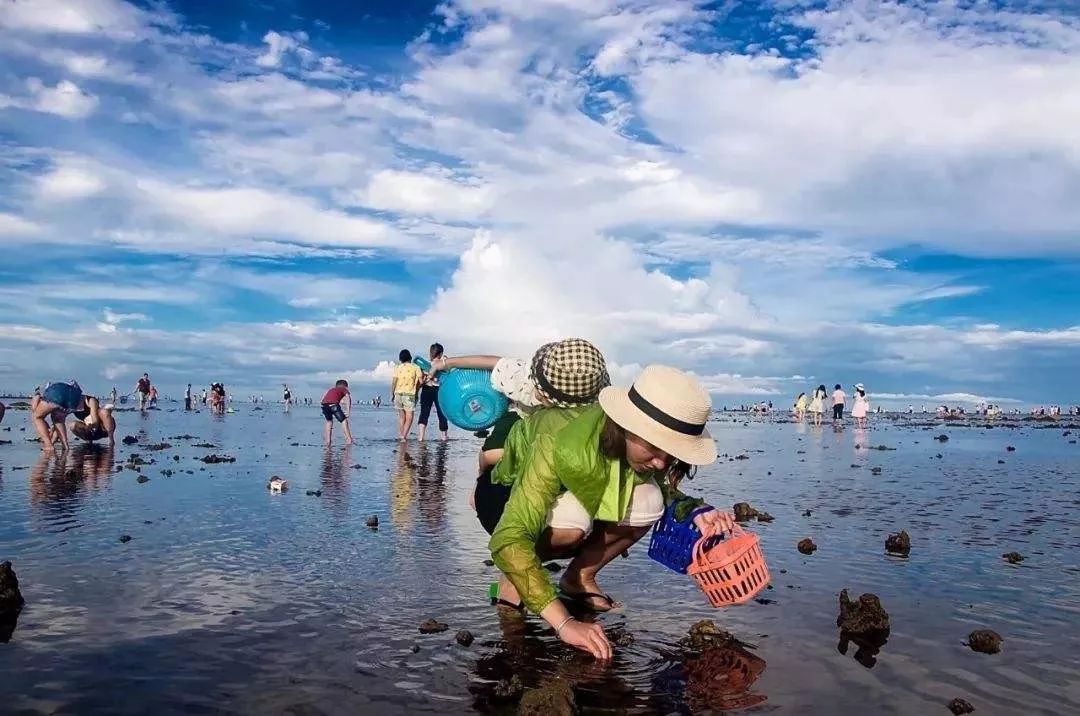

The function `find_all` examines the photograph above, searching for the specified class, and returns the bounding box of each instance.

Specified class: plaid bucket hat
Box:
[530,338,610,408]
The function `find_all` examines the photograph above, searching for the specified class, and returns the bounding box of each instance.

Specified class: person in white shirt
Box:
[831,384,846,423]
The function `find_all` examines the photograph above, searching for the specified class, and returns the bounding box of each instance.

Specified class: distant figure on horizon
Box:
[810,385,827,426]
[832,384,846,424]
[283,383,292,412]
[320,379,354,446]
[148,385,158,408]
[184,383,192,411]
[391,349,423,441]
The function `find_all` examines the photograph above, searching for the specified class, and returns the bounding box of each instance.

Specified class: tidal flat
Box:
[1,407,1077,714]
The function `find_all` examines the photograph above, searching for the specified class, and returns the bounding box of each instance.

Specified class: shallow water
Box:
[1,407,1078,714]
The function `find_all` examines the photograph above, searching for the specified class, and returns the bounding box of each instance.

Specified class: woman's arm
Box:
[489,435,563,615]
[479,448,504,472]
[433,355,501,371]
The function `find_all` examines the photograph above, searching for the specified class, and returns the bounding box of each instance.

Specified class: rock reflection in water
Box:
[470,611,767,713]
[681,642,767,711]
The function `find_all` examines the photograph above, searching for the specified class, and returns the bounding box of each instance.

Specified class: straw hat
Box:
[530,338,610,408]
[599,364,717,465]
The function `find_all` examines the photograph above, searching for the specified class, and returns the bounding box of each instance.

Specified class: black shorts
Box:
[833,404,844,420]
[475,468,512,535]
[321,403,347,422]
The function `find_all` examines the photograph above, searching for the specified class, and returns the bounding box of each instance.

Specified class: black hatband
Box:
[628,386,704,436]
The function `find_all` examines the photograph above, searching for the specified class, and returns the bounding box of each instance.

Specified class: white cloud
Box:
[38,164,106,199]
[0,0,1077,404]
[0,0,161,39]
[0,212,42,237]
[873,392,1021,405]
[356,169,495,220]
[0,78,99,119]
[134,179,401,250]
[30,78,98,118]
[255,30,306,68]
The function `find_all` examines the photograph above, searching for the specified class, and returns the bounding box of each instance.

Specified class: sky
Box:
[0,0,1078,407]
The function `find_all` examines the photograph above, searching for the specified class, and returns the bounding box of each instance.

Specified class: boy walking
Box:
[390,349,423,441]
[320,379,355,446]
[184,383,192,411]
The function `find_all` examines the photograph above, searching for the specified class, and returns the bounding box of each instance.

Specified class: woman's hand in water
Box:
[558,619,612,661]
[694,507,735,535]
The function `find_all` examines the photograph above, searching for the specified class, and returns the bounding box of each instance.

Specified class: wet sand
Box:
[0,407,1078,714]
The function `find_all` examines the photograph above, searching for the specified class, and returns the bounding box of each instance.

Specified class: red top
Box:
[137,378,150,393]
[322,386,349,405]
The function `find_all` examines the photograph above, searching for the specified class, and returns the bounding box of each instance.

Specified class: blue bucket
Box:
[436,369,508,431]
[648,503,720,574]
[413,356,432,372]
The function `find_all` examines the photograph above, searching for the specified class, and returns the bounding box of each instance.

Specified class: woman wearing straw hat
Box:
[489,363,733,660]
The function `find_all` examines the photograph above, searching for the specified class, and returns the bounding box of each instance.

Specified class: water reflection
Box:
[390,448,416,532]
[415,442,448,531]
[838,628,890,669]
[680,643,767,711]
[319,445,350,504]
[30,444,114,506]
[471,611,769,713]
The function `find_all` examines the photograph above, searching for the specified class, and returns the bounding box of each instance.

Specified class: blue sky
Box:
[0,0,1078,407]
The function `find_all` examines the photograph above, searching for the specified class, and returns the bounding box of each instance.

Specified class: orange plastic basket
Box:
[687,524,770,607]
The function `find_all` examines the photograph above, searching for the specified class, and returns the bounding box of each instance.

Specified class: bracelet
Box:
[554,615,574,635]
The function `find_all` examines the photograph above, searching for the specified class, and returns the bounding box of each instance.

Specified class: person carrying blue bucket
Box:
[416,343,449,442]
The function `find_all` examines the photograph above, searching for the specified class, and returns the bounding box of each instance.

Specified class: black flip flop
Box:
[558,590,621,612]
[491,596,525,612]
[488,583,525,612]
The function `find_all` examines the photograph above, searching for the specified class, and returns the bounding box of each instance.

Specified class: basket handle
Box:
[691,524,745,564]
[663,500,713,524]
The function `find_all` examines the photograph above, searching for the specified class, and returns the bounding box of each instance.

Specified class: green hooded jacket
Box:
[488,404,703,614]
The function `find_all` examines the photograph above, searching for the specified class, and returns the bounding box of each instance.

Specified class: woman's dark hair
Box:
[399,349,412,363]
[834,384,842,390]
[598,416,694,488]
[817,384,826,395]
[430,342,444,359]
[857,388,865,397]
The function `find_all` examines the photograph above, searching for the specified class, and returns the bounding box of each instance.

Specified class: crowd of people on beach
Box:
[13,343,1079,662]
[372,338,732,660]
[18,340,731,660]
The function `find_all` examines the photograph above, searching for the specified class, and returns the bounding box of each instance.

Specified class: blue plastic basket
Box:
[413,356,432,372]
[436,368,508,431]
[648,503,719,574]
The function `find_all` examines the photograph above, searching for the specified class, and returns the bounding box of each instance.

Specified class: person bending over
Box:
[489,364,732,661]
